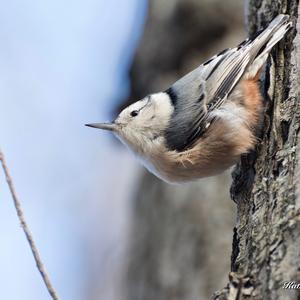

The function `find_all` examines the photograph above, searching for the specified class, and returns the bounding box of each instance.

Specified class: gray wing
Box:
[165,14,290,152]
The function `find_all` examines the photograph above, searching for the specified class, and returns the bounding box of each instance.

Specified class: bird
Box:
[86,14,292,183]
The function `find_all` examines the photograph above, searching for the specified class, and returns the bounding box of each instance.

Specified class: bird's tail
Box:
[245,14,292,79]
[255,14,291,59]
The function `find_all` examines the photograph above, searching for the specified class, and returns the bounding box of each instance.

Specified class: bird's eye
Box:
[130,110,139,117]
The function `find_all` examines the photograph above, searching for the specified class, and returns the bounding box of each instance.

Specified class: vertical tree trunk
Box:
[213,1,300,299]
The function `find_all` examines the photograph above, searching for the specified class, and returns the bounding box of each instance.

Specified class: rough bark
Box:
[213,1,300,299]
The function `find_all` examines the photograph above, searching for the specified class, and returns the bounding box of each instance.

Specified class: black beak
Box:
[85,122,117,131]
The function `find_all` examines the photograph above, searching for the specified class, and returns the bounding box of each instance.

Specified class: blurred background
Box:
[0,0,244,299]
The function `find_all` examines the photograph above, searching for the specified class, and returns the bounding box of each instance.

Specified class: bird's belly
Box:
[144,152,239,184]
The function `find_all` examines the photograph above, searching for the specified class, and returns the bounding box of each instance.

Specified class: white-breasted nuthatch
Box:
[86,14,291,183]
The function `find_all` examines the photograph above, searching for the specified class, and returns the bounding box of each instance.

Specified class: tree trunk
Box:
[124,1,300,300]
[213,1,300,299]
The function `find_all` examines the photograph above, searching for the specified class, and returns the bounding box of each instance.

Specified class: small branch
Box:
[0,150,60,300]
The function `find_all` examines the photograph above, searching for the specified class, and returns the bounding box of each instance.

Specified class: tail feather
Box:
[255,14,291,58]
[245,14,292,79]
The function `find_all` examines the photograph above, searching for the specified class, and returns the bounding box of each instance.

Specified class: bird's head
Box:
[86,92,174,155]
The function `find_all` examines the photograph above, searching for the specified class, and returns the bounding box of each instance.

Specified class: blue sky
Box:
[0,1,147,299]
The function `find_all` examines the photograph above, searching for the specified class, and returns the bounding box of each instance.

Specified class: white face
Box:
[113,92,174,154]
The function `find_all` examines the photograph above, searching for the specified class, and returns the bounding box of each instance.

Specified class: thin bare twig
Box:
[0,150,60,300]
